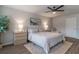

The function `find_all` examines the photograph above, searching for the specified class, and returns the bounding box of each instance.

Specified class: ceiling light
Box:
[53,12,56,14]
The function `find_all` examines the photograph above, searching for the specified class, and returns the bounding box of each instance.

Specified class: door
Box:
[65,17,77,38]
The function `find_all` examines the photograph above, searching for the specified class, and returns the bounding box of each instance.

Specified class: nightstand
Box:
[14,32,27,45]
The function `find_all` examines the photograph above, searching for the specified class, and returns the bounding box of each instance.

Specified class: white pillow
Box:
[28,27,39,33]
[30,29,38,33]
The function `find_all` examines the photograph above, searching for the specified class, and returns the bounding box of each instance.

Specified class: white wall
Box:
[0,6,2,15]
[39,18,52,31]
[53,13,79,39]
[53,16,65,34]
[0,6,50,45]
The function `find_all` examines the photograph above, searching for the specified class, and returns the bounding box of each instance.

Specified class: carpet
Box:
[24,41,73,54]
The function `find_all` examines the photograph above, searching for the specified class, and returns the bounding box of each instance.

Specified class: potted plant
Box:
[0,16,9,46]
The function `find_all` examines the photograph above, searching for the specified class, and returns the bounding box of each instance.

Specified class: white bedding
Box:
[28,32,65,53]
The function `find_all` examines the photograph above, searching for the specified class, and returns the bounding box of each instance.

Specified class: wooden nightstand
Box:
[14,32,27,45]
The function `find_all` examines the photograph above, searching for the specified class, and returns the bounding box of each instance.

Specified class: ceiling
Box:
[3,5,79,18]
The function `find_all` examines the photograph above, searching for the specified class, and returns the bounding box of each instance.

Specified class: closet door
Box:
[65,17,77,38]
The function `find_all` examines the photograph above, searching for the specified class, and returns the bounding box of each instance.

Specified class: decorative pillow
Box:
[28,26,39,33]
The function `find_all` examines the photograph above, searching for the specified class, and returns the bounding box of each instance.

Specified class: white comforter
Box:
[28,32,65,53]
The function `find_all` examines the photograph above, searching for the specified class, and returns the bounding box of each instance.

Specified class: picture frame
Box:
[30,17,41,25]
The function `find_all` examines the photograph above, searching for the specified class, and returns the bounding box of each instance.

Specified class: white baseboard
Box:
[65,35,79,39]
[2,42,13,46]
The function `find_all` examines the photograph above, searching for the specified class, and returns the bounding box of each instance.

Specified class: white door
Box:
[65,17,77,38]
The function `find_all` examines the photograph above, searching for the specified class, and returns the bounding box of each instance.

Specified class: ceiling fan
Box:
[45,5,64,14]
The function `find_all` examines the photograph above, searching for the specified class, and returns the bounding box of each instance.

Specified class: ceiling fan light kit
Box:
[53,12,56,14]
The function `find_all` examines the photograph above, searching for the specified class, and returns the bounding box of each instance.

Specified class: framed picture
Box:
[30,17,41,25]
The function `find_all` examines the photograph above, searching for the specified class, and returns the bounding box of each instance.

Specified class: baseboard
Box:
[65,35,79,40]
[2,42,13,46]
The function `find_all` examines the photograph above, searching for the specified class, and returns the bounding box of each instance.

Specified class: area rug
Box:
[24,41,73,54]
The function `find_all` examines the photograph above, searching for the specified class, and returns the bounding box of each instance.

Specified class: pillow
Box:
[28,26,39,33]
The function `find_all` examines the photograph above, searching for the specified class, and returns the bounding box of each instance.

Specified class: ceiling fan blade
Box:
[55,10,64,11]
[47,7,53,11]
[55,5,64,10]
[45,10,64,13]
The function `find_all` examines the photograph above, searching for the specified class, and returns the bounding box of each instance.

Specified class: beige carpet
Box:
[24,41,73,54]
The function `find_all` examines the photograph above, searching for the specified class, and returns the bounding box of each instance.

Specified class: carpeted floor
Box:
[0,37,79,54]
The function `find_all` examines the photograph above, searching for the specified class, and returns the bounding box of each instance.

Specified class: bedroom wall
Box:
[0,6,2,15]
[0,6,50,45]
[52,15,65,33]
[53,13,79,39]
[39,18,53,31]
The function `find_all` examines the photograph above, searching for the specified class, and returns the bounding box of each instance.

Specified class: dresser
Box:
[14,32,27,45]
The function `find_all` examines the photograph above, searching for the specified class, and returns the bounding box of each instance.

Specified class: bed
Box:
[28,30,65,53]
